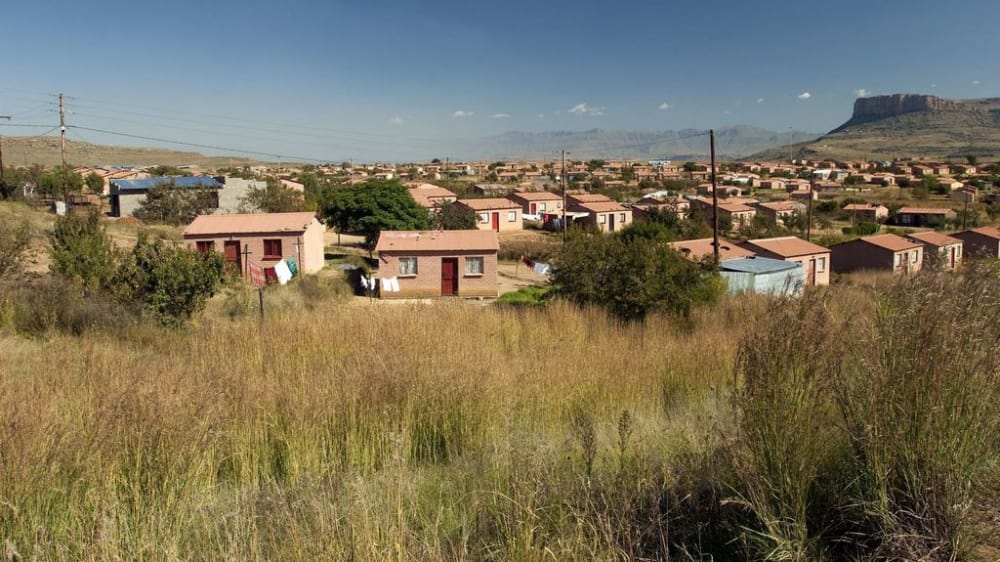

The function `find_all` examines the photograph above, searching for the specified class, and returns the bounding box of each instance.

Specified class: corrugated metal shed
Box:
[721,257,803,296]
[111,176,221,192]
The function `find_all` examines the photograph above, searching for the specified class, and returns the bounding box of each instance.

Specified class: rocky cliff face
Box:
[851,94,961,120]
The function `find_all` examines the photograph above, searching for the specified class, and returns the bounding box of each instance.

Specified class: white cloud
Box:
[389,116,404,125]
[452,110,474,118]
[756,98,765,104]
[797,92,812,100]
[492,113,510,119]
[537,113,545,119]
[854,88,869,97]
[972,80,981,85]
[569,103,604,116]
[658,102,671,110]
[930,83,938,89]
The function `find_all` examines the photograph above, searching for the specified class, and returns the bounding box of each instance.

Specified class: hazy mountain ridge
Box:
[464,125,819,161]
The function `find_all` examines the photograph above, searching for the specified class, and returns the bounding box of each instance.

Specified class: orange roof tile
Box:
[905,231,962,247]
[457,198,521,211]
[375,230,499,253]
[741,236,829,258]
[858,234,923,252]
[184,212,319,237]
[669,238,755,262]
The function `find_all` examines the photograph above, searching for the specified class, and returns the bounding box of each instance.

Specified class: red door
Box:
[491,212,500,232]
[441,258,458,296]
[224,241,242,275]
[530,203,537,214]
[808,258,816,285]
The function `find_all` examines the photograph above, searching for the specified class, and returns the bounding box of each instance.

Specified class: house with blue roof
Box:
[110,176,222,217]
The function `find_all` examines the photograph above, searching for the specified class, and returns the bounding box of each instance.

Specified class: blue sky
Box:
[1,0,995,162]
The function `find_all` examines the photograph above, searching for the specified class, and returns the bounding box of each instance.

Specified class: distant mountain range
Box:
[752,94,1000,161]
[460,126,819,161]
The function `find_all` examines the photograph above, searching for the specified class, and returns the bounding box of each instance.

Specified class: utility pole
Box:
[561,150,568,240]
[710,129,720,263]
[59,93,68,204]
[807,176,814,241]
[0,115,10,182]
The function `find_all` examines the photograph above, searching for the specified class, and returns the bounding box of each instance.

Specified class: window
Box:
[465,256,484,276]
[539,203,546,212]
[817,257,826,273]
[399,257,418,276]
[620,213,626,223]
[479,213,489,224]
[912,251,919,264]
[263,239,282,259]
[895,254,903,266]
[599,214,606,224]
[195,241,214,254]
[507,211,517,222]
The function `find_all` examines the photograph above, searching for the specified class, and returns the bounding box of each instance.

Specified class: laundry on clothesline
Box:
[274,259,293,285]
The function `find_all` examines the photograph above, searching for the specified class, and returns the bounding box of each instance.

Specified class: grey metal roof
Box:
[720,256,802,274]
[111,176,221,192]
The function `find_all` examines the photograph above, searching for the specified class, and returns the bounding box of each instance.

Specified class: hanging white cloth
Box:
[274,259,293,285]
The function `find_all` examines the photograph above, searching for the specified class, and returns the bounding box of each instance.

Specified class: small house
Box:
[843,203,889,223]
[905,231,963,270]
[952,226,1000,259]
[570,200,632,233]
[508,190,564,216]
[374,230,499,298]
[755,201,805,226]
[472,183,511,196]
[110,176,222,218]
[456,198,523,232]
[408,184,458,211]
[739,236,831,286]
[829,234,924,274]
[893,207,957,227]
[669,237,756,263]
[183,212,326,275]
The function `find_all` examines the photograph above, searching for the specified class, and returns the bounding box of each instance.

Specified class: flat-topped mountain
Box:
[753,94,1000,161]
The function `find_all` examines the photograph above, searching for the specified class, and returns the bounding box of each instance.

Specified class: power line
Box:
[70,125,333,163]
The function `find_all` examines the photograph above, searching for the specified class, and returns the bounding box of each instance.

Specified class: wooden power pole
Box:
[0,115,10,180]
[59,93,68,204]
[710,129,719,263]
[807,176,814,241]
[561,149,568,240]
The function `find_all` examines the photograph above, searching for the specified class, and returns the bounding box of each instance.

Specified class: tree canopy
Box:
[432,200,478,230]
[550,231,723,321]
[134,184,217,225]
[320,179,431,250]
[239,178,306,213]
[37,166,84,198]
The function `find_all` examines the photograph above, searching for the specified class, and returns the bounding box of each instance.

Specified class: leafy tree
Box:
[0,219,31,279]
[550,232,723,321]
[38,165,84,198]
[146,165,191,177]
[621,166,635,183]
[239,179,305,213]
[618,220,675,244]
[586,159,606,172]
[115,232,225,323]
[320,179,431,250]
[49,210,119,291]
[84,171,104,193]
[590,177,606,190]
[432,201,478,230]
[0,167,25,199]
[485,171,499,182]
[431,158,442,164]
[134,184,217,225]
[488,161,505,171]
[966,154,978,165]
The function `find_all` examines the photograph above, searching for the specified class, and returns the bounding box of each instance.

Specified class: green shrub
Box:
[497,286,550,307]
[49,210,119,291]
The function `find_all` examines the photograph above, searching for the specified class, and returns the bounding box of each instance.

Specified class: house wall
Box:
[922,243,963,270]
[583,210,632,233]
[378,251,499,298]
[183,226,324,275]
[509,195,562,215]
[831,242,922,274]
[473,208,523,231]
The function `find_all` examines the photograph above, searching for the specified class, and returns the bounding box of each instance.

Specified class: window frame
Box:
[479,213,489,224]
[195,241,214,254]
[263,239,283,260]
[399,257,418,277]
[464,256,484,277]
[598,214,606,224]
[816,256,826,273]
[507,211,517,222]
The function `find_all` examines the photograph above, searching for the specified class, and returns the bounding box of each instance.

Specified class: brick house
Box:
[843,203,889,223]
[408,184,457,211]
[456,198,524,232]
[508,190,564,215]
[183,212,326,275]
[904,231,963,270]
[893,207,957,227]
[739,236,831,286]
[830,234,924,274]
[374,230,499,298]
[570,200,632,233]
[952,226,1000,259]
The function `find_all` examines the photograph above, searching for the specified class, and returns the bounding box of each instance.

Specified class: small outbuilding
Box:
[720,257,804,296]
[183,212,326,275]
[375,230,499,298]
